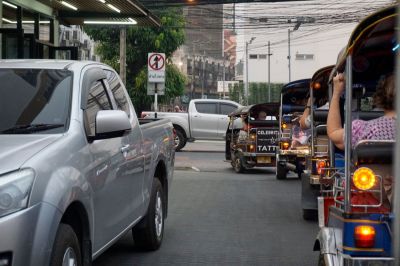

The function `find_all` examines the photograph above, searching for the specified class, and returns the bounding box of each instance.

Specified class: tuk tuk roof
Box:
[331,5,396,92]
[228,102,280,118]
[281,79,310,105]
[310,65,335,106]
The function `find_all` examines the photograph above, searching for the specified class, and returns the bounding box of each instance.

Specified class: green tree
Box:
[84,8,186,113]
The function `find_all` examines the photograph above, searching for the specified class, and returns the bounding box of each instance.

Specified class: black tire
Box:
[50,224,82,266]
[276,162,288,180]
[133,178,165,251]
[174,129,187,152]
[233,153,246,173]
[303,208,318,221]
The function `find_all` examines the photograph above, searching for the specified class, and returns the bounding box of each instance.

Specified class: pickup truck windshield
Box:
[0,69,72,134]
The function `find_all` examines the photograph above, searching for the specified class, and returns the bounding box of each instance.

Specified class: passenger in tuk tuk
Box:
[327,72,396,150]
[257,111,267,120]
[327,72,396,206]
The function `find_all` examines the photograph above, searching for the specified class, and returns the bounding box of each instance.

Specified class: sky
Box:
[228,0,395,82]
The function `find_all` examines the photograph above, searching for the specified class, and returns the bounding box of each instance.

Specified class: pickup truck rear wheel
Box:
[132,178,164,251]
[174,129,186,152]
[50,224,82,266]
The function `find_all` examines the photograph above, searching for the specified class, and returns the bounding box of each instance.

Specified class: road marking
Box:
[191,166,200,172]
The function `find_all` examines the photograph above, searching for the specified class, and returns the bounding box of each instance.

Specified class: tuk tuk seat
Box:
[249,120,279,127]
[357,111,384,121]
[314,110,328,123]
[353,140,394,164]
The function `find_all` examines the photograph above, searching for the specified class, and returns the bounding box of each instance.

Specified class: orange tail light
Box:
[353,167,376,190]
[316,160,326,175]
[354,225,375,248]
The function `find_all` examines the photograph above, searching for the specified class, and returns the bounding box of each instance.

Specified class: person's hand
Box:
[333,72,345,97]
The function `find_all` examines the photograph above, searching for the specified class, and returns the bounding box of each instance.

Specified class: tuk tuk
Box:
[314,6,396,265]
[225,103,280,173]
[300,65,335,220]
[276,79,310,179]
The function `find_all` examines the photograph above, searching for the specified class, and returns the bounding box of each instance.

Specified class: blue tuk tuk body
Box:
[315,6,396,265]
[276,79,311,180]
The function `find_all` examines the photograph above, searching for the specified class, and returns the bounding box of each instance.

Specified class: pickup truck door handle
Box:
[121,144,130,153]
[193,115,201,118]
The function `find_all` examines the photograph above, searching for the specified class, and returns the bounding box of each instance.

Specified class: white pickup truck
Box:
[142,99,241,151]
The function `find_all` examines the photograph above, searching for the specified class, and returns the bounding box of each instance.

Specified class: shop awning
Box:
[34,0,160,26]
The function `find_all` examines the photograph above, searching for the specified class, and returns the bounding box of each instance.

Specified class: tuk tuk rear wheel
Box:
[233,154,246,173]
[276,162,288,180]
[318,253,326,266]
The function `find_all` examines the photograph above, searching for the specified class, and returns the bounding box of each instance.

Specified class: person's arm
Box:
[299,97,312,129]
[327,73,345,150]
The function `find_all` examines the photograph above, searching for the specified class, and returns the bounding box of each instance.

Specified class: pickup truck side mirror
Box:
[94,110,131,140]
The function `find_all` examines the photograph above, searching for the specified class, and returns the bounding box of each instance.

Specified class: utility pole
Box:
[222,56,226,99]
[267,41,272,102]
[119,27,126,85]
[201,52,206,99]
[245,37,255,105]
[287,29,291,83]
[245,41,249,105]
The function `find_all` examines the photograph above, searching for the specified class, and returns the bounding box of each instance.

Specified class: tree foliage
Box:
[228,82,283,105]
[84,8,186,113]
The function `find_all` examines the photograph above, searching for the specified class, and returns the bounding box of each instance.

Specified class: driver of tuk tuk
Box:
[238,115,249,141]
[299,97,329,129]
[327,72,396,150]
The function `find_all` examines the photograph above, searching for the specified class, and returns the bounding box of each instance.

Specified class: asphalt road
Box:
[93,141,319,266]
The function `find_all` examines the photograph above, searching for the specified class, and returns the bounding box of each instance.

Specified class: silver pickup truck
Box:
[142,99,241,151]
[0,60,175,266]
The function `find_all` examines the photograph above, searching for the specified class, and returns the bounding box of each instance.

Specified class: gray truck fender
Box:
[42,166,93,235]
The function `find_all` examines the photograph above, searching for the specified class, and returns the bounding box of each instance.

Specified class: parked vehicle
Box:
[314,6,395,265]
[300,65,334,220]
[141,99,241,151]
[276,79,310,180]
[0,60,175,266]
[225,103,280,173]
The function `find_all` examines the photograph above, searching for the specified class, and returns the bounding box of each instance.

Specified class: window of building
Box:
[258,54,267,59]
[249,54,258,59]
[295,54,315,60]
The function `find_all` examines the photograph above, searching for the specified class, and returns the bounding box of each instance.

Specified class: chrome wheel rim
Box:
[62,247,77,266]
[174,135,180,148]
[155,191,163,238]
[235,158,241,172]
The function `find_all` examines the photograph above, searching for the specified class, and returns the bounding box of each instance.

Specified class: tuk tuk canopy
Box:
[332,5,396,94]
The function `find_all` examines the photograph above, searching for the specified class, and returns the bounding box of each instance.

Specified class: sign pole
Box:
[154,83,158,119]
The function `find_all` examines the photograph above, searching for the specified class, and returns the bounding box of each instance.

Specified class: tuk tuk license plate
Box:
[257,156,271,164]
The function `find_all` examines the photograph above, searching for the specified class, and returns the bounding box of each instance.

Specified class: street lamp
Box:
[288,17,315,82]
[245,37,255,105]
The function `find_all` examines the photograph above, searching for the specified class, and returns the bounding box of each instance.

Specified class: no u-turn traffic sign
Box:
[148,53,165,83]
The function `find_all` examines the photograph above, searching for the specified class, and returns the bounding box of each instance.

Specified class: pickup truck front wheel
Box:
[132,178,164,251]
[50,224,82,266]
[174,129,187,152]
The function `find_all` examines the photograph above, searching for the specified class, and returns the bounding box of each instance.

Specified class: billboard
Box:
[224,29,236,67]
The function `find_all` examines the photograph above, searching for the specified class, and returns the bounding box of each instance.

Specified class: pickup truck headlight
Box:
[0,169,35,218]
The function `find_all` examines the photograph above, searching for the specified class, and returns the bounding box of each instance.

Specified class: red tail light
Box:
[354,225,375,248]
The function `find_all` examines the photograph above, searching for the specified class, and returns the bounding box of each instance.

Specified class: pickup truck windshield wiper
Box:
[0,123,65,134]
